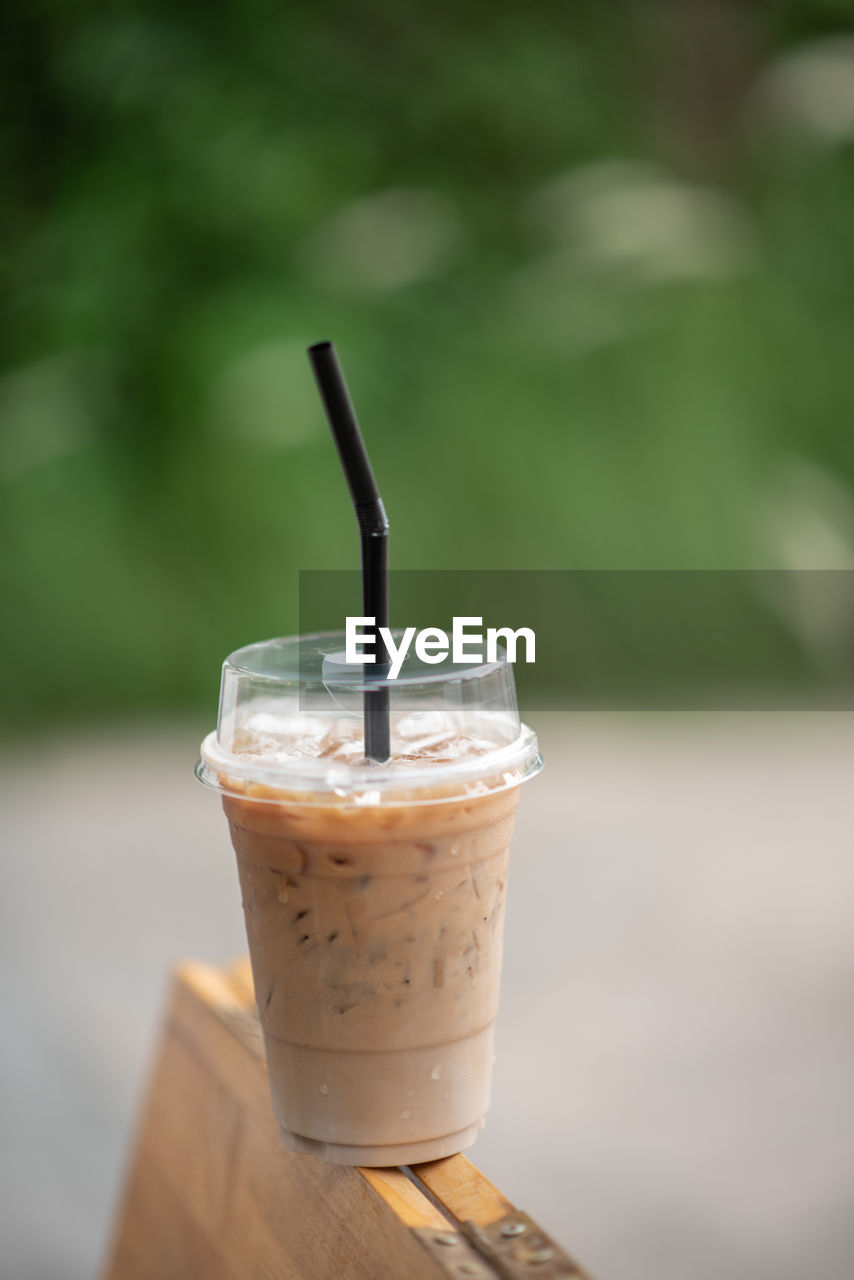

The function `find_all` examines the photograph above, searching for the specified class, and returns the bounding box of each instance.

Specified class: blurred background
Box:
[2,3,854,1278]
[4,1,854,721]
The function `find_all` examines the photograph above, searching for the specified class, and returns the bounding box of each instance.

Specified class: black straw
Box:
[308,341,390,762]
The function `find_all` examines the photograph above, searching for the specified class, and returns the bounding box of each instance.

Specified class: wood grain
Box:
[412,1153,515,1227]
[359,1168,450,1230]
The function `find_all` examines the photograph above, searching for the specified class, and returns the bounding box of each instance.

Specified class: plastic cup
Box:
[196,631,541,1166]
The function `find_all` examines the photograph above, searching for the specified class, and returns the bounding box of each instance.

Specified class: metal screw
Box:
[527,1246,555,1264]
[434,1231,459,1246]
[501,1220,527,1237]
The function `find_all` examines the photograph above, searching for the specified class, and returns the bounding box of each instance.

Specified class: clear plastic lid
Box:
[196,631,542,805]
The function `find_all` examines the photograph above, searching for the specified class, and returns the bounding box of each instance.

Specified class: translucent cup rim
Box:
[195,723,543,807]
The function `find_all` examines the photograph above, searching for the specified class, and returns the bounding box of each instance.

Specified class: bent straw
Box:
[308,341,390,762]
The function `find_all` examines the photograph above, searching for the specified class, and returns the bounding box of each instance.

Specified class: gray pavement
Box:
[2,713,854,1279]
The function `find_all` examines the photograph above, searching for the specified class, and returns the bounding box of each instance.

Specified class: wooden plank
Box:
[410,1128,592,1277]
[103,961,587,1278]
[411,1153,515,1227]
[360,1168,450,1230]
[102,965,483,1280]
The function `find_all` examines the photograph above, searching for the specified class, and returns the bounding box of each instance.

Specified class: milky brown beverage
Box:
[197,634,541,1166]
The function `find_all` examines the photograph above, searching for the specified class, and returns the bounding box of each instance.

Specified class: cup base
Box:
[277,1117,485,1167]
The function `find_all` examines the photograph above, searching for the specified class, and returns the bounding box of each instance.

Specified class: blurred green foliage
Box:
[2,2,854,724]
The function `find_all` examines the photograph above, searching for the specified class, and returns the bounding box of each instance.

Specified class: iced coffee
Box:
[197,633,541,1166]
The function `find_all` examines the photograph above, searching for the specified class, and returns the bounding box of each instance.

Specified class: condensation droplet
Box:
[319,1084,329,1095]
[401,1109,412,1119]
[278,890,290,904]
[434,890,444,900]
[431,1064,442,1080]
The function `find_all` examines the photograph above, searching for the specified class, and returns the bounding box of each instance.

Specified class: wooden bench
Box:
[102,960,591,1279]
